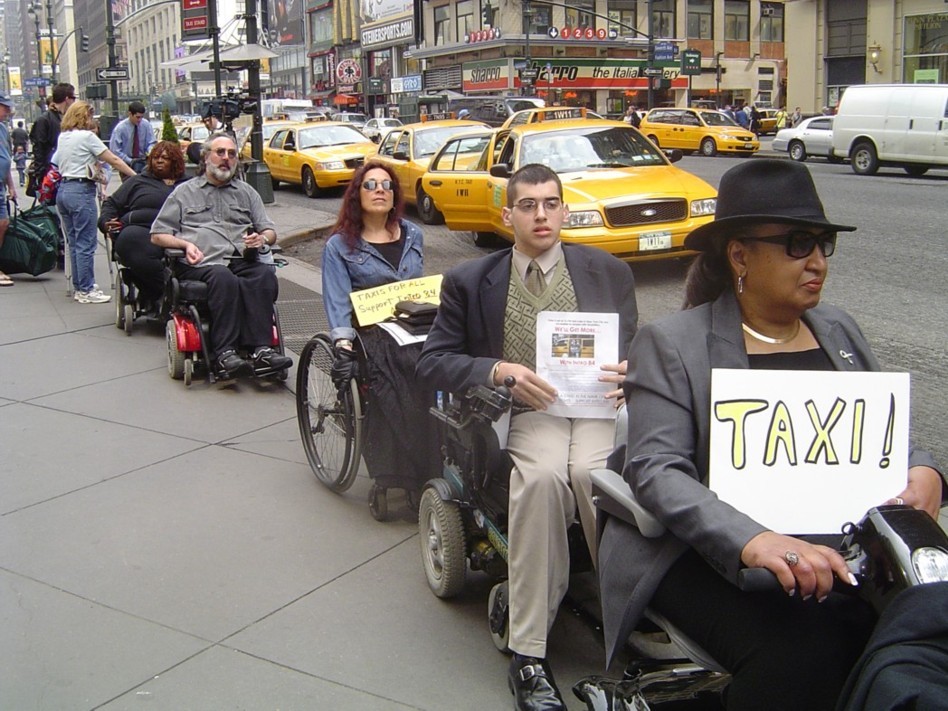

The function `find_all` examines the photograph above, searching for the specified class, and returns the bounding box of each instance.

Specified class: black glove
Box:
[330,347,358,390]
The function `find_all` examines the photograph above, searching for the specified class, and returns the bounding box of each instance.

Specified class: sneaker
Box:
[73,283,100,301]
[217,349,253,378]
[253,346,292,371]
[75,288,112,304]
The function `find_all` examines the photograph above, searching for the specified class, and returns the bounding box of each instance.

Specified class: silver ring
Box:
[895,497,905,506]
[785,551,800,567]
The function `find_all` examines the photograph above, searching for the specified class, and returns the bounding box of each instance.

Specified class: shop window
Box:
[653,0,675,40]
[608,0,636,37]
[434,5,451,45]
[457,1,474,40]
[566,0,595,29]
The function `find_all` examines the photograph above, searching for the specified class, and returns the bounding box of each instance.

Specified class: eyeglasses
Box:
[66,95,76,100]
[212,148,238,158]
[513,197,564,214]
[362,179,393,191]
[749,230,837,259]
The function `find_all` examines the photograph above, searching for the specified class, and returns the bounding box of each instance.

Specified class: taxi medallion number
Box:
[640,231,672,251]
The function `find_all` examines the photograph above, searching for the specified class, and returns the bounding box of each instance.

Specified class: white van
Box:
[832,84,948,176]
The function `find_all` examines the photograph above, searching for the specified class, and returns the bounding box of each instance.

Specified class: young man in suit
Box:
[416,163,638,710]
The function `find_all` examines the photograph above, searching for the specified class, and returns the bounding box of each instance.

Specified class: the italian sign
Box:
[462,58,688,93]
[350,275,442,327]
[708,369,910,534]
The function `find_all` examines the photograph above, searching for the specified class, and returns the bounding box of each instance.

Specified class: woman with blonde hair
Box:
[56,100,136,303]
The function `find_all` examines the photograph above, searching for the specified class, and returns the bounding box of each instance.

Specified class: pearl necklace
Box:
[741,320,801,345]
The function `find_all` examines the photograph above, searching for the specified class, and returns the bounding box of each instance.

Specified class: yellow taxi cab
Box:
[757,108,782,135]
[240,118,299,160]
[262,122,378,197]
[640,108,759,156]
[371,117,489,224]
[501,106,604,129]
[176,122,211,156]
[420,118,717,261]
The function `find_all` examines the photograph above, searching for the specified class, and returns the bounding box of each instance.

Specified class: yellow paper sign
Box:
[349,274,443,327]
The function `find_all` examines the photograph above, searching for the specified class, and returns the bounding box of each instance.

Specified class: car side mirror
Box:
[663,149,683,163]
[489,163,511,178]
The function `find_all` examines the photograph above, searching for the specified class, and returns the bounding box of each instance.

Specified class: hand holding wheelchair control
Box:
[886,465,943,519]
[491,362,556,411]
[740,530,856,601]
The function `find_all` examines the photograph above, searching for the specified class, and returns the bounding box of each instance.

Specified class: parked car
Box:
[262,122,377,197]
[757,108,782,135]
[639,108,759,157]
[372,119,489,223]
[502,106,604,129]
[240,119,300,160]
[330,112,369,130]
[421,118,718,261]
[772,116,842,163]
[362,117,403,143]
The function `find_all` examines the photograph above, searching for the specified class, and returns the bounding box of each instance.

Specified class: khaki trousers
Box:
[505,411,614,658]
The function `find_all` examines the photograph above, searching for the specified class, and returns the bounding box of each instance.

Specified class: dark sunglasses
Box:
[748,230,837,259]
[362,179,393,191]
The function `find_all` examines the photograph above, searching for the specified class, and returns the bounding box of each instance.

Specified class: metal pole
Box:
[209,0,222,97]
[33,13,43,83]
[646,0,654,110]
[46,0,56,84]
[242,0,274,203]
[524,0,531,96]
[106,0,119,115]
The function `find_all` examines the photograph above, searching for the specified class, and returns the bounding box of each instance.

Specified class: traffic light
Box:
[80,33,90,52]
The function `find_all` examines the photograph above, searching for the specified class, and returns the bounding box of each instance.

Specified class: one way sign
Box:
[96,66,130,81]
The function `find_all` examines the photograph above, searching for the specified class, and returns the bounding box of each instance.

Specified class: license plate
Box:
[640,231,672,251]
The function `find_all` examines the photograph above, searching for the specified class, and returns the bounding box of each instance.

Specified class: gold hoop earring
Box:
[738,273,746,296]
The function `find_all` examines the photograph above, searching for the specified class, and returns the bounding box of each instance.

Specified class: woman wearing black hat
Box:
[597,160,945,710]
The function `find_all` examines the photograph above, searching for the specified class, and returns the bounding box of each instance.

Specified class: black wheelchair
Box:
[163,249,289,387]
[104,226,159,336]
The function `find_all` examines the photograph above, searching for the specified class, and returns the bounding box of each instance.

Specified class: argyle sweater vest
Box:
[503,257,578,372]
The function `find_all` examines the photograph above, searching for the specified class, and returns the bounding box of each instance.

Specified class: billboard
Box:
[8,66,22,96]
[360,0,413,25]
[359,0,415,49]
[268,0,304,45]
[39,34,59,77]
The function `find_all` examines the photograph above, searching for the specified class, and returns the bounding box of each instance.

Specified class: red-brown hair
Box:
[332,160,405,250]
[147,140,186,179]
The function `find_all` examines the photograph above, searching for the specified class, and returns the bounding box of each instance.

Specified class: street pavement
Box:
[0,181,608,710]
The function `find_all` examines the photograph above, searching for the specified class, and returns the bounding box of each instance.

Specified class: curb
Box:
[276,221,335,248]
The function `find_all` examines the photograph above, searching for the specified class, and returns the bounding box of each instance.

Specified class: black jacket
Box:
[837,582,948,710]
[98,169,189,235]
[29,109,63,173]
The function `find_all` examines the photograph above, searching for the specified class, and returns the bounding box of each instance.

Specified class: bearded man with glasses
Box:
[416,163,638,710]
[151,133,291,378]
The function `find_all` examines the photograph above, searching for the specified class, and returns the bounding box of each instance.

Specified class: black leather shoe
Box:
[253,347,292,371]
[508,655,566,711]
[217,349,253,378]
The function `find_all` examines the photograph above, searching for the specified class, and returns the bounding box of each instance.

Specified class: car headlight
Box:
[566,211,604,228]
[316,161,345,171]
[912,547,948,583]
[691,199,717,217]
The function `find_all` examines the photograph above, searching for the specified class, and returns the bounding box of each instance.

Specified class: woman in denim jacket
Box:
[321,161,436,514]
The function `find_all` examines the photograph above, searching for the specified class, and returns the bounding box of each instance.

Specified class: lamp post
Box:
[28,3,42,83]
[45,0,56,84]
[29,0,56,84]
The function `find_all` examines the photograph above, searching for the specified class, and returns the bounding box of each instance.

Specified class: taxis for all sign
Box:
[420,117,717,261]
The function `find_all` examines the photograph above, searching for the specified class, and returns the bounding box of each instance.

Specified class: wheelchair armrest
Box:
[164,248,186,259]
[590,468,667,539]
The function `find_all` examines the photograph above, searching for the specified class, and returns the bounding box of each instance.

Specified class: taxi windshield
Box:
[520,126,667,172]
[414,126,482,157]
[298,125,368,149]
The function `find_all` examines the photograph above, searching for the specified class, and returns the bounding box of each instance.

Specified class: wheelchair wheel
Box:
[183,357,194,388]
[296,334,362,492]
[488,581,511,653]
[418,487,466,599]
[166,319,185,380]
[123,304,134,336]
[368,484,388,522]
[114,269,125,330]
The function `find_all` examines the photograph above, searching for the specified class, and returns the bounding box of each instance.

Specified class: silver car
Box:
[772,116,842,163]
[362,117,403,143]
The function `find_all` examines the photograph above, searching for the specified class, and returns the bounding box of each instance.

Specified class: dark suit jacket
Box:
[416,243,639,395]
[598,289,944,665]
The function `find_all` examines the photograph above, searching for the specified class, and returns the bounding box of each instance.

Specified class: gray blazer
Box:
[598,290,943,665]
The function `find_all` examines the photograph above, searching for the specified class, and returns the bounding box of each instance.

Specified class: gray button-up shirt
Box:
[151,175,277,267]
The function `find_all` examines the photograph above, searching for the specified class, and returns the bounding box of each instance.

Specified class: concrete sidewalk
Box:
[0,195,607,710]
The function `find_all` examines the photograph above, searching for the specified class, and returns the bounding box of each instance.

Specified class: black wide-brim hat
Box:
[684,159,856,252]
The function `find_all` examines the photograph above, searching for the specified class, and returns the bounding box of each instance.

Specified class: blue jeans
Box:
[57,180,99,292]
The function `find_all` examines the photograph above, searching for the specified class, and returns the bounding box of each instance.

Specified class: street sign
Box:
[96,66,130,81]
[23,77,50,87]
[643,67,664,77]
[520,68,539,80]
[681,49,702,76]
[654,41,676,61]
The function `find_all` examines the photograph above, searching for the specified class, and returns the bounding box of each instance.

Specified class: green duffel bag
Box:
[18,202,64,251]
[0,201,58,276]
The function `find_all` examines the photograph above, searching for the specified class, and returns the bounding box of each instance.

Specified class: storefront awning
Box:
[333,93,359,106]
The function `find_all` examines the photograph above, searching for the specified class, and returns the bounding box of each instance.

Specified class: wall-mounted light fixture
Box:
[752,52,761,61]
[868,43,882,74]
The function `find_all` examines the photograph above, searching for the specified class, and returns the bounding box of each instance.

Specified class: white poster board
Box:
[708,369,910,534]
[536,312,619,419]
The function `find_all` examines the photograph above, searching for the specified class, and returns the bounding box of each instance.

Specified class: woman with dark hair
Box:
[321,160,436,512]
[598,159,944,710]
[99,141,188,311]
